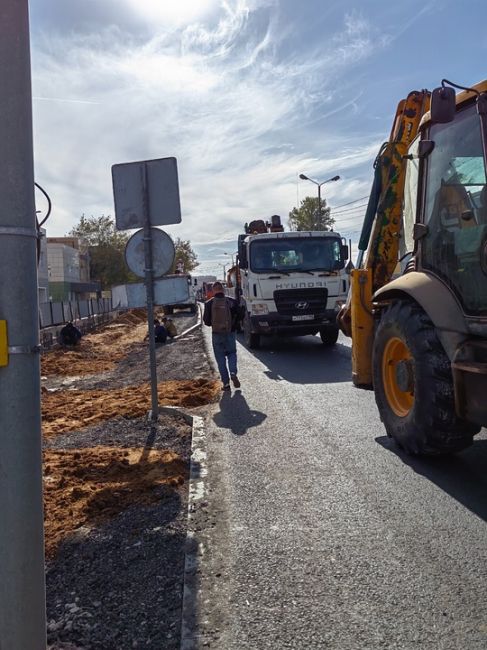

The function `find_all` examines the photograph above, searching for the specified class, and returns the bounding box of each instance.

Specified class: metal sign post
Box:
[112,157,181,422]
[141,165,159,420]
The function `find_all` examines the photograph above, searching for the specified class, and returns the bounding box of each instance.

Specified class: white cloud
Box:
[31,2,386,252]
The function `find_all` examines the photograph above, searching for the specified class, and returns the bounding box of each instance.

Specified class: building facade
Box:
[47,237,99,301]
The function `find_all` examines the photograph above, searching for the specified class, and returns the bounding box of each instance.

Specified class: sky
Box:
[29,0,487,277]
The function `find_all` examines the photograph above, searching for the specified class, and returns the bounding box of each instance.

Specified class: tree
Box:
[173,238,199,273]
[70,215,135,289]
[288,196,335,231]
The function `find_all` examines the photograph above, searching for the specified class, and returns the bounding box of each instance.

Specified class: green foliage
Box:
[70,216,199,286]
[70,215,136,289]
[173,237,199,273]
[70,214,128,248]
[288,196,335,231]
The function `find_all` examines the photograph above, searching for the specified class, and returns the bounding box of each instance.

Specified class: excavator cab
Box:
[418,103,487,314]
[339,80,487,455]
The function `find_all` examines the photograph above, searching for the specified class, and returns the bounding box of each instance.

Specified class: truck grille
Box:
[273,288,328,315]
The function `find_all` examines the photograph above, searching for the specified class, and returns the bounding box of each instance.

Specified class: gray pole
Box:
[142,165,159,421]
[0,2,47,649]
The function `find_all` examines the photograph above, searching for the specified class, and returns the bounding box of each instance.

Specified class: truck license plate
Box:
[292,314,314,321]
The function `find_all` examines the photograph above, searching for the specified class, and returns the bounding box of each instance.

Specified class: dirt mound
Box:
[44,446,187,557]
[41,310,150,377]
[116,308,148,324]
[42,378,220,436]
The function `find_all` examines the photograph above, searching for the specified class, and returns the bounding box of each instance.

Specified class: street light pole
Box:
[218,262,228,280]
[299,173,340,224]
[224,251,235,267]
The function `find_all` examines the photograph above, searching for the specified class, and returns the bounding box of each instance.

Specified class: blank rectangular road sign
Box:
[111,275,190,310]
[112,157,181,230]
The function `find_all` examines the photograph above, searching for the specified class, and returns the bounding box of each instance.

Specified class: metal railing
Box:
[39,297,112,329]
[39,297,116,350]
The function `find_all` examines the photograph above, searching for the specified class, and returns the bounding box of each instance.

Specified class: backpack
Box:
[211,296,232,333]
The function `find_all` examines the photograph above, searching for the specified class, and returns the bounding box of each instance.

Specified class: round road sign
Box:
[124,228,175,278]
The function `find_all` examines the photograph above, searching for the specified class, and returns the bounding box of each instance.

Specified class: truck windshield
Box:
[250,237,343,273]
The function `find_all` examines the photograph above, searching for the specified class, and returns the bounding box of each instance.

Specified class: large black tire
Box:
[320,324,339,346]
[243,311,260,349]
[373,300,478,455]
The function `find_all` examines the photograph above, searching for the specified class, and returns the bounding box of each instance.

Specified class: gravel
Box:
[45,311,214,650]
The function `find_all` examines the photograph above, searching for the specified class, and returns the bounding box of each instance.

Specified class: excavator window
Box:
[421,102,487,314]
[401,135,421,263]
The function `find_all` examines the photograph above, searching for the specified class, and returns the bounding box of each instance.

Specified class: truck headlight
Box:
[251,303,269,315]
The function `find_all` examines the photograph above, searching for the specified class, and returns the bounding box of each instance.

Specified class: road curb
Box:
[173,304,202,341]
[160,406,207,650]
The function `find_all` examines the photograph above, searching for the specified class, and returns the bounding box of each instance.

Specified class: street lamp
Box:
[299,173,340,218]
[224,251,235,267]
[218,262,228,280]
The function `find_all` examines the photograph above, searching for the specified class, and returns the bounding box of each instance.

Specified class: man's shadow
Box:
[213,390,267,436]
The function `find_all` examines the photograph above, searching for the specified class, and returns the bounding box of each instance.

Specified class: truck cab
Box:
[237,220,349,348]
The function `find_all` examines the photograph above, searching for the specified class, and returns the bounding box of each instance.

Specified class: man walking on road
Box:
[203,281,242,391]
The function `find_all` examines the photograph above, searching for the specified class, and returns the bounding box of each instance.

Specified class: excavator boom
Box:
[338,90,431,385]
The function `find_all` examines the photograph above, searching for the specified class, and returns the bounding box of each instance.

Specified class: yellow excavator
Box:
[338,79,487,455]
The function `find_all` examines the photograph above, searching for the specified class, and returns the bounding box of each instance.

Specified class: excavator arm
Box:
[337,90,431,386]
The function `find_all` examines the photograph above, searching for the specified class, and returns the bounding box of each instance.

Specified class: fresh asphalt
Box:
[195,328,487,650]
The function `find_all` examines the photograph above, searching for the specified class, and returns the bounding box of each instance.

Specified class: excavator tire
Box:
[243,311,260,349]
[372,299,478,455]
[320,324,339,346]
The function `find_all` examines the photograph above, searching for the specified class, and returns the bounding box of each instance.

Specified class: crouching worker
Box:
[153,319,168,344]
[161,316,177,338]
[145,319,168,344]
[203,281,241,391]
[59,321,82,347]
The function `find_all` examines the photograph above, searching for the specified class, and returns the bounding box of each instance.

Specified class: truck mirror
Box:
[431,86,456,124]
[341,244,349,260]
[333,259,345,271]
[237,235,248,268]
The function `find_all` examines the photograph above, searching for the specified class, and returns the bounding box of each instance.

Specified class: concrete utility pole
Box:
[0,2,47,649]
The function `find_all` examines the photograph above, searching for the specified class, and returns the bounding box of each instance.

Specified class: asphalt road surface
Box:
[194,330,487,650]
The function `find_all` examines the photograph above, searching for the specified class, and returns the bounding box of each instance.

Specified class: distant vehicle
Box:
[202,281,219,300]
[192,275,217,301]
[162,273,197,315]
[235,215,350,348]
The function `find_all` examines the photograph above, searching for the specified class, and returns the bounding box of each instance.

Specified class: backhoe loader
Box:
[338,80,487,455]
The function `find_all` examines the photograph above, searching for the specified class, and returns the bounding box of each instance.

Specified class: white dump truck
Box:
[234,216,350,348]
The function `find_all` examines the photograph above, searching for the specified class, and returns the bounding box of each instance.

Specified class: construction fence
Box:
[39,297,117,350]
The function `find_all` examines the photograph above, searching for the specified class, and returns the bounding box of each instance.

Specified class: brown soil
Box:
[41,308,218,562]
[41,309,149,376]
[43,446,187,558]
[42,378,220,436]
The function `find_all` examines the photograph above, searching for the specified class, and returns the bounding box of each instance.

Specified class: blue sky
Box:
[29,0,487,277]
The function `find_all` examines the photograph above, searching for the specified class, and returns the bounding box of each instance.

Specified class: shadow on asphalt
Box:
[376,434,487,521]
[241,333,352,384]
[213,390,267,436]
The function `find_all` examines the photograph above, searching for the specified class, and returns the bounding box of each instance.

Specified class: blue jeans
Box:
[212,332,237,384]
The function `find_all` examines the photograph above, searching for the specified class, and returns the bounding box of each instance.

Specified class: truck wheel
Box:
[243,312,260,349]
[164,306,174,315]
[373,300,478,455]
[320,325,339,346]
[189,304,197,315]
